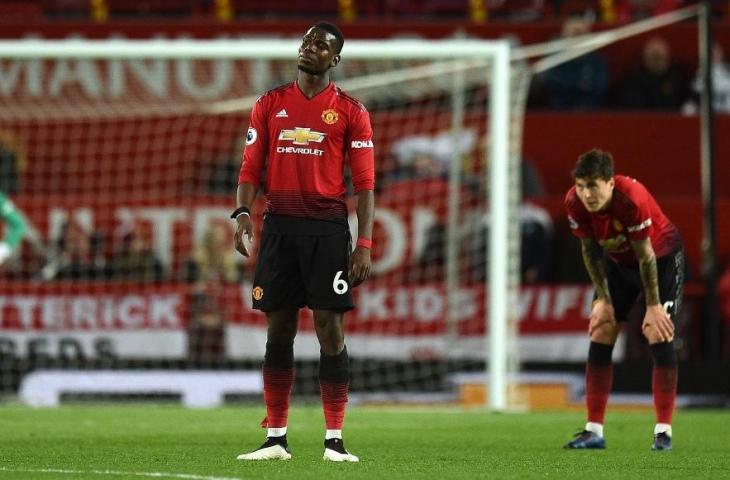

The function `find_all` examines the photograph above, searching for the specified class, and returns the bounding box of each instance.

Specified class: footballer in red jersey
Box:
[233,22,371,463]
[563,149,683,452]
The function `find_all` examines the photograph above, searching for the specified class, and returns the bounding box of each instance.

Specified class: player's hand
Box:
[234,215,254,257]
[642,304,675,343]
[348,246,371,287]
[588,299,616,336]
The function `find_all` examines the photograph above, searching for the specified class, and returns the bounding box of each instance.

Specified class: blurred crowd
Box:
[529,17,730,113]
[14,0,729,23]
[0,212,243,361]
[1,0,729,361]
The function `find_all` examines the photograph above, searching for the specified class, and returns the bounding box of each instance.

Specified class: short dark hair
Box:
[572,148,614,181]
[313,21,344,54]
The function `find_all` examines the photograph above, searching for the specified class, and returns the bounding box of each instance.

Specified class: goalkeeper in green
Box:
[0,190,27,267]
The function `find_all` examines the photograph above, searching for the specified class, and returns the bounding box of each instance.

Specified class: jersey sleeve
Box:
[564,190,592,239]
[346,105,375,192]
[621,184,654,242]
[238,96,269,187]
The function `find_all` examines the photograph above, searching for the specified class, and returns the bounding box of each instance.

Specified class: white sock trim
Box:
[654,423,672,436]
[585,422,604,437]
[268,427,287,437]
[325,429,342,440]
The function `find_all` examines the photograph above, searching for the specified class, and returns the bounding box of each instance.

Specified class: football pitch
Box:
[1,405,728,479]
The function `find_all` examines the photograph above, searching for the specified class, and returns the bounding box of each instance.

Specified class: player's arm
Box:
[347,105,375,287]
[631,237,661,306]
[349,189,374,287]
[233,99,268,258]
[580,237,611,303]
[233,182,257,257]
[630,237,674,342]
[580,237,616,335]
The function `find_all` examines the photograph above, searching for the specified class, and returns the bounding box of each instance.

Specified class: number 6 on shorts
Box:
[333,270,348,294]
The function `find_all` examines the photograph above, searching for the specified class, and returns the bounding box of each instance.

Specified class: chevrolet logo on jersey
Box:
[278,128,326,145]
[599,234,630,253]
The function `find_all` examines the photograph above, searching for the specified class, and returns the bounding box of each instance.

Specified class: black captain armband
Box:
[230,206,251,219]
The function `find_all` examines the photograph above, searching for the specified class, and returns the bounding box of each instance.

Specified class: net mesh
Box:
[0,46,525,405]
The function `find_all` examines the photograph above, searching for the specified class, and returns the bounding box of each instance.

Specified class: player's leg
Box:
[303,229,358,461]
[313,309,358,462]
[565,261,637,449]
[565,319,623,449]
[264,311,299,441]
[644,249,684,451]
[238,228,304,461]
[237,310,299,460]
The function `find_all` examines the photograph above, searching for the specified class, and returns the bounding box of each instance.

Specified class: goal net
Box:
[0,38,525,409]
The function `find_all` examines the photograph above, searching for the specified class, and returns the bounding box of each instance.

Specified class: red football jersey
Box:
[238,81,375,220]
[565,175,681,266]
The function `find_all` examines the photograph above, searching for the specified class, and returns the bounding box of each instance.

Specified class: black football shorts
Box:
[603,248,685,322]
[251,217,354,312]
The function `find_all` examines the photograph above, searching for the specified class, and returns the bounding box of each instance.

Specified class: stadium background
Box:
[0,0,728,407]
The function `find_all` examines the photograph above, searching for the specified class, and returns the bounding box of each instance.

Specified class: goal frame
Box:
[0,37,514,410]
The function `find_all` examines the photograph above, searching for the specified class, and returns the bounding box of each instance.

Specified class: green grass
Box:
[0,405,728,479]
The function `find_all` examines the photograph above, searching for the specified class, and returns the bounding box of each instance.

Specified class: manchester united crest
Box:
[252,286,264,301]
[321,108,338,125]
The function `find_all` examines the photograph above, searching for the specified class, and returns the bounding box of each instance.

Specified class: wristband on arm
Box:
[356,238,372,249]
[230,206,251,219]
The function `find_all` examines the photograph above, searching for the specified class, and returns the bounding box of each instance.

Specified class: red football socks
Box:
[319,347,350,430]
[650,342,678,424]
[320,381,349,429]
[263,367,294,428]
[585,363,613,424]
[652,366,677,424]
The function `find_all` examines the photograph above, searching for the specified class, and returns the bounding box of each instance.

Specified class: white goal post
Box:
[0,38,518,411]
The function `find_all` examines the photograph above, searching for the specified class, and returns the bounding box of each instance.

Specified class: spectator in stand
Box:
[522,159,545,200]
[612,0,685,23]
[52,221,107,281]
[0,132,22,195]
[520,201,555,283]
[109,221,164,282]
[614,36,690,110]
[468,200,554,284]
[182,220,241,363]
[182,220,241,285]
[387,129,477,183]
[682,42,730,115]
[533,17,609,110]
[208,137,247,196]
[386,130,481,283]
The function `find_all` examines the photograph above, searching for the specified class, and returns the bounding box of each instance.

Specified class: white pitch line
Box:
[0,467,242,480]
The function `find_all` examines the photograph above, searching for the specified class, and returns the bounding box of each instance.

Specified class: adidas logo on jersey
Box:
[275,109,288,118]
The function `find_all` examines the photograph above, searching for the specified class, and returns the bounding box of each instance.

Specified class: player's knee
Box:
[313,312,343,332]
[318,333,345,356]
[642,323,664,344]
[267,311,298,341]
[590,322,620,344]
[314,311,345,354]
[268,323,297,343]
